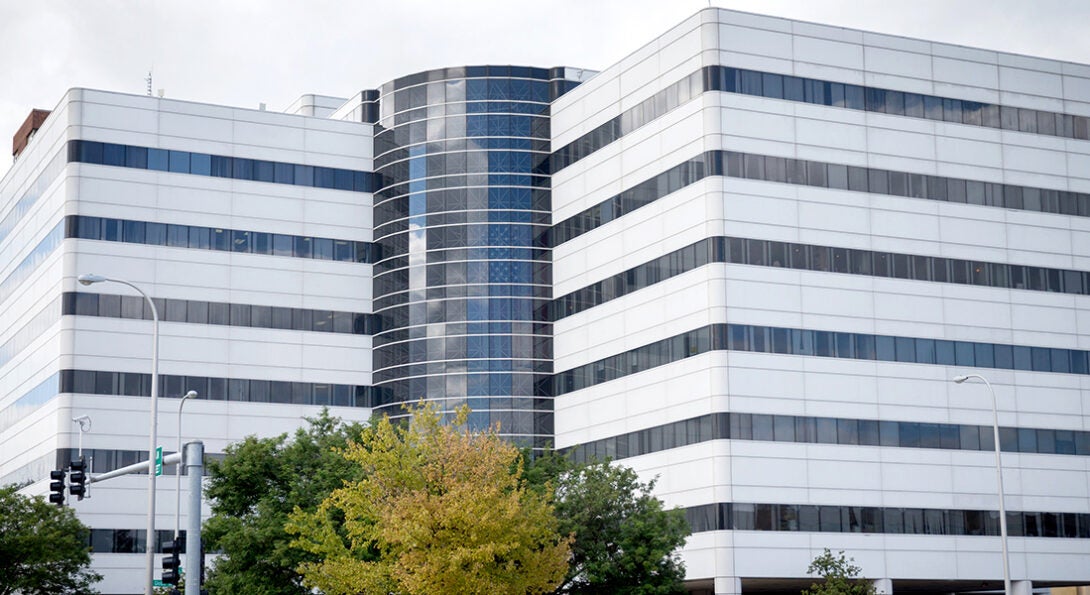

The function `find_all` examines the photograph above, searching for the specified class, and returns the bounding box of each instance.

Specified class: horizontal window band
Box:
[374,247,552,272]
[373,374,555,406]
[59,369,378,408]
[553,236,1090,320]
[374,292,553,315]
[551,150,1090,246]
[67,140,376,192]
[65,215,379,264]
[551,64,1090,173]
[374,173,552,204]
[374,209,554,238]
[0,145,67,248]
[374,135,552,170]
[683,502,1090,538]
[566,412,1090,465]
[88,528,200,554]
[63,292,379,335]
[0,373,59,434]
[376,147,552,188]
[554,323,1090,395]
[374,357,553,382]
[0,221,63,307]
[376,295,551,330]
[373,320,553,348]
[79,504,1090,551]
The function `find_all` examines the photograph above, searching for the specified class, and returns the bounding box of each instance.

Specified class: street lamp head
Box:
[952,375,970,384]
[183,391,198,400]
[77,273,107,286]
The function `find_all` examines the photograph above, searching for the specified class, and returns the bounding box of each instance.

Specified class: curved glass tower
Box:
[371,66,581,447]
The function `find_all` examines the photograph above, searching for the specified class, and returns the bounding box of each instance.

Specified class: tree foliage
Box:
[525,452,689,594]
[0,484,101,595]
[202,409,366,595]
[286,404,570,595]
[802,549,877,595]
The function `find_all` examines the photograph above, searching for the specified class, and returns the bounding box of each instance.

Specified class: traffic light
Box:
[69,457,87,500]
[49,469,66,506]
[161,539,182,585]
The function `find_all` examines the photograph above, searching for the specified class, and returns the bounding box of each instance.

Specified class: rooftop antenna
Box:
[146,71,153,96]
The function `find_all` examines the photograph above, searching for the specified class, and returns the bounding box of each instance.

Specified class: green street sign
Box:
[155,446,163,477]
[152,579,167,587]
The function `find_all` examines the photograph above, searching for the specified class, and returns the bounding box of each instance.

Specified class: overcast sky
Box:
[2,0,1088,173]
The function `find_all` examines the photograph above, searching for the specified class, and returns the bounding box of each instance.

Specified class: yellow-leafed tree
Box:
[286,403,570,595]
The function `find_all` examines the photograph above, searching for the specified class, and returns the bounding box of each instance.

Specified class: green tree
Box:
[0,484,101,595]
[286,403,570,595]
[525,452,689,595]
[202,409,366,595]
[802,549,877,595]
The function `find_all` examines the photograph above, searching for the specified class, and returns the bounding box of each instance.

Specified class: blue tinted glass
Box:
[487,79,510,100]
[78,141,104,163]
[103,219,122,241]
[1051,349,1070,374]
[145,222,167,245]
[935,340,956,365]
[274,162,294,184]
[1013,346,1032,370]
[974,343,995,368]
[294,164,313,186]
[467,79,488,101]
[168,151,190,173]
[1072,351,1089,375]
[148,148,169,171]
[126,146,148,169]
[894,337,914,362]
[254,160,275,182]
[122,220,145,243]
[762,73,783,99]
[190,153,211,176]
[314,167,335,188]
[875,336,896,361]
[1031,347,1051,371]
[294,237,313,258]
[314,238,334,260]
[530,81,550,103]
[210,156,232,177]
[334,169,353,190]
[844,85,865,110]
[915,339,936,364]
[353,171,370,192]
[233,158,254,180]
[955,342,975,366]
[102,143,126,166]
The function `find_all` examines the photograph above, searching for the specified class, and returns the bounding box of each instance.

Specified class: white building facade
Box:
[1,8,1089,594]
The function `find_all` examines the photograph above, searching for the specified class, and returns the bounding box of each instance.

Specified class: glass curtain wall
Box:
[371,66,578,447]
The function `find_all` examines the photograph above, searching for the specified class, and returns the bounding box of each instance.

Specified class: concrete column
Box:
[872,578,893,595]
[715,576,742,595]
[1012,580,1033,595]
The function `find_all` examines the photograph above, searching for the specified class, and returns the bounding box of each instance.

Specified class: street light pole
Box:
[78,273,161,595]
[953,373,1011,595]
[175,390,197,540]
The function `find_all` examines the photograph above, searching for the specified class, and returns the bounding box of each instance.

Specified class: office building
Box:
[1,8,1088,593]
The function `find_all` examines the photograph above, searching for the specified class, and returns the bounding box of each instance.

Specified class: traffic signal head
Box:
[69,457,87,500]
[49,469,65,506]
[161,539,182,585]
